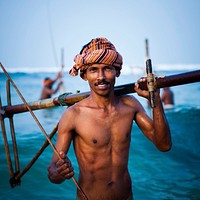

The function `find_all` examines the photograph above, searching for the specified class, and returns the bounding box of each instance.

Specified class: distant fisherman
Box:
[161,87,175,109]
[40,72,63,100]
[47,37,172,200]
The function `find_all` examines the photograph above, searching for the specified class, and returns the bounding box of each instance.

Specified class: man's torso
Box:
[71,95,137,199]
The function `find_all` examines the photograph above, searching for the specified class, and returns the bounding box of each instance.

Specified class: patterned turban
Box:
[69,37,123,79]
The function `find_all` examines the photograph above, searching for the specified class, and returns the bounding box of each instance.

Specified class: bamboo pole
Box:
[116,69,200,94]
[6,80,20,174]
[145,38,149,59]
[0,96,15,178]
[1,69,200,117]
[0,63,88,200]
[60,47,66,93]
[14,123,58,181]
[2,98,60,116]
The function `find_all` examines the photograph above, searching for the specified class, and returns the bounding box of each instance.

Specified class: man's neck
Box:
[89,91,118,109]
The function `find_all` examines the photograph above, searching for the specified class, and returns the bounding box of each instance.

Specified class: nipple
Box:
[93,139,97,144]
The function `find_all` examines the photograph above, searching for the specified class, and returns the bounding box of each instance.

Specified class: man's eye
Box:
[89,68,97,72]
[105,66,114,71]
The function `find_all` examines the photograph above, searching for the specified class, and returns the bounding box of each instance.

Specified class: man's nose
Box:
[97,69,105,80]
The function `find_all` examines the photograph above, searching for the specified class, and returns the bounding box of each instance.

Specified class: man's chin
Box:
[95,89,112,97]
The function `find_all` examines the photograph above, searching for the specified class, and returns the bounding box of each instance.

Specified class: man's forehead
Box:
[88,63,113,68]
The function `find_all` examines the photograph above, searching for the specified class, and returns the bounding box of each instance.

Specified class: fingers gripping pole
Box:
[0,63,88,200]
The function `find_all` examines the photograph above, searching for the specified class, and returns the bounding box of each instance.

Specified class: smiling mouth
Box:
[95,80,110,86]
[94,81,110,89]
[97,84,108,90]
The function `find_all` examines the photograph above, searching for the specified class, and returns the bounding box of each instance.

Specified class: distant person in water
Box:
[40,72,63,99]
[161,87,174,109]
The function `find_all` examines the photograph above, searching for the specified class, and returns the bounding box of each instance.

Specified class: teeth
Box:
[97,84,107,89]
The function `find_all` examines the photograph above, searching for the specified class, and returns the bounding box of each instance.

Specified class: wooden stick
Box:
[0,96,14,178]
[145,38,149,59]
[6,79,20,174]
[0,63,88,200]
[15,124,58,180]
[60,47,66,93]
[1,67,200,116]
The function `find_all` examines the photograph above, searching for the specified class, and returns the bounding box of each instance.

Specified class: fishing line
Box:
[46,1,59,67]
[46,2,66,93]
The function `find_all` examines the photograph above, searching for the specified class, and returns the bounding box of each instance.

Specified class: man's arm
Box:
[52,81,63,94]
[43,81,63,96]
[48,107,76,184]
[51,72,62,84]
[134,81,172,152]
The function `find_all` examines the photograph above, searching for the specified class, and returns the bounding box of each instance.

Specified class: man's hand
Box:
[134,77,160,101]
[48,151,74,183]
[134,77,149,99]
[55,151,74,180]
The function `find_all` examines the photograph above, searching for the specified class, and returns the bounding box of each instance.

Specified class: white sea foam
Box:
[2,64,200,74]
[4,67,60,73]
[123,64,200,75]
[153,64,200,71]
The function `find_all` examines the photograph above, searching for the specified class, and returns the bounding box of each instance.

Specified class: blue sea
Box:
[0,65,200,200]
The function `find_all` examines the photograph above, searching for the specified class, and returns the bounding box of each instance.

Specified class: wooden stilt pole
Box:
[0,63,200,198]
[0,63,88,200]
[6,80,20,175]
[145,38,149,60]
[14,123,58,180]
[60,47,66,93]
[0,58,199,200]
[114,69,200,95]
[1,65,200,116]
[0,96,15,180]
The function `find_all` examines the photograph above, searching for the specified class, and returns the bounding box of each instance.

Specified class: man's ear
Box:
[82,73,88,81]
[116,70,121,77]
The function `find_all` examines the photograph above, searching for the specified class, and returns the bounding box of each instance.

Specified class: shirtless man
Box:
[47,38,172,200]
[40,72,63,100]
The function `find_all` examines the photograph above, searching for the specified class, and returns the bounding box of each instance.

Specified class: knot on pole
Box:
[58,92,72,106]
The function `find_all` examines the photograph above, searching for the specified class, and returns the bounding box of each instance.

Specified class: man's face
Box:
[83,63,120,96]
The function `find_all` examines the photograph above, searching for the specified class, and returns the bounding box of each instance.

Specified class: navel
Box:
[107,181,114,187]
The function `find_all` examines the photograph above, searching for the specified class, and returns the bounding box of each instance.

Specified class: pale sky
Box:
[0,0,200,71]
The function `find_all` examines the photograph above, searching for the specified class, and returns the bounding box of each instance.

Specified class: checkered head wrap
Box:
[69,37,123,79]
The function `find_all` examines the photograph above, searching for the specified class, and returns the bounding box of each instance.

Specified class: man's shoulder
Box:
[61,98,92,124]
[74,97,91,107]
[67,97,90,111]
[119,95,143,110]
[119,94,138,104]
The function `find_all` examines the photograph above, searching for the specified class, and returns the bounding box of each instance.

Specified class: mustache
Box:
[94,80,110,86]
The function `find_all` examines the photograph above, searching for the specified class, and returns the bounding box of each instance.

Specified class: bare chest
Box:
[75,108,134,147]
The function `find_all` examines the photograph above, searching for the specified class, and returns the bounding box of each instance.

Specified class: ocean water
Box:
[0,67,200,200]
